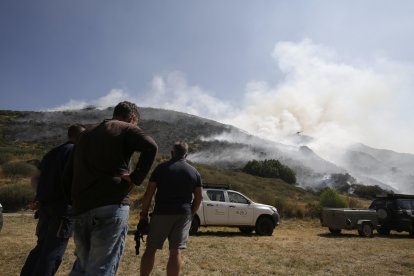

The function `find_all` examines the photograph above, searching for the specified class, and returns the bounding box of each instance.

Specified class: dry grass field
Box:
[1,212,413,276]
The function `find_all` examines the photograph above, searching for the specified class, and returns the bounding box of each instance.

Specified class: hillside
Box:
[0,107,234,154]
[0,108,342,188]
[1,107,413,194]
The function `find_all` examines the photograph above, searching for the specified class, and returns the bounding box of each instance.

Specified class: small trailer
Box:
[321,208,380,237]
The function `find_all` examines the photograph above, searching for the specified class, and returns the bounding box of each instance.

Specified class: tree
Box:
[243,159,296,185]
[351,184,391,199]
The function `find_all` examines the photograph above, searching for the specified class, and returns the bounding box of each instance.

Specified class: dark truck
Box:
[321,194,414,237]
[369,194,414,236]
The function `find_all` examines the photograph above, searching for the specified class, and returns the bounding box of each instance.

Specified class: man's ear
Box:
[128,115,136,124]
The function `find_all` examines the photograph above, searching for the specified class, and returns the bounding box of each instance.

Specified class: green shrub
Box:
[278,165,297,185]
[305,202,322,218]
[0,183,34,211]
[243,159,296,185]
[2,161,37,182]
[320,188,349,208]
[273,196,288,216]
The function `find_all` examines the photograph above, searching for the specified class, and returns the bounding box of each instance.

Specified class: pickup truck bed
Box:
[321,208,380,237]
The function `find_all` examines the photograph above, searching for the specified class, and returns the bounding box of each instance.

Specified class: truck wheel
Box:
[189,217,199,236]
[377,227,390,236]
[255,217,274,236]
[328,228,341,235]
[358,223,374,238]
[239,227,254,234]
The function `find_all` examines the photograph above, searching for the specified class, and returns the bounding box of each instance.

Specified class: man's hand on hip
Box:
[120,174,134,192]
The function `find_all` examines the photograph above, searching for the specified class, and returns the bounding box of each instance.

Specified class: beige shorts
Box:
[147,214,192,249]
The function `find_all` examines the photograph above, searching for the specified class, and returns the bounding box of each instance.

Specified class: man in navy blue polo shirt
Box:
[140,141,203,276]
[21,124,85,276]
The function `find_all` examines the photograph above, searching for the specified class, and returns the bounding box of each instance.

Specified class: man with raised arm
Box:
[64,101,157,276]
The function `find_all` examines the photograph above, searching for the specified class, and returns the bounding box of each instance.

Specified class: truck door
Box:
[204,190,228,225]
[396,199,413,231]
[227,191,254,225]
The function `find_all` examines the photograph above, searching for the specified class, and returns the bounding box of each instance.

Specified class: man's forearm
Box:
[140,181,157,218]
[140,191,152,216]
[191,198,202,216]
[191,187,203,215]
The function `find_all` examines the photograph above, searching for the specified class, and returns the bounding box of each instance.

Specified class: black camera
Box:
[134,219,149,255]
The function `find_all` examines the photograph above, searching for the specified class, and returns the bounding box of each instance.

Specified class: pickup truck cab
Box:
[369,194,414,236]
[191,184,280,236]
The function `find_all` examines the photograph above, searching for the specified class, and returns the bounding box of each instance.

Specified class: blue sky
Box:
[1,1,414,154]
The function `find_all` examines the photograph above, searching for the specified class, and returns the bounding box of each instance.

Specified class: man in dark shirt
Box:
[140,142,203,276]
[64,101,157,276]
[21,124,85,276]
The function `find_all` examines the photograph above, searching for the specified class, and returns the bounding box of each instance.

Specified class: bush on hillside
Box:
[0,152,13,165]
[320,188,349,208]
[0,183,34,211]
[272,196,313,218]
[351,184,392,199]
[305,202,322,218]
[273,196,288,216]
[2,161,37,183]
[243,159,296,185]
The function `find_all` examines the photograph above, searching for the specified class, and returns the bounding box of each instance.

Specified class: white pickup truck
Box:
[190,185,280,236]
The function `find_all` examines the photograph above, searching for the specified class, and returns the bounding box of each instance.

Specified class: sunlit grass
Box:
[2,213,413,275]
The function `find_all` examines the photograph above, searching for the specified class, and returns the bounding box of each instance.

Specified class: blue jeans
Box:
[21,203,73,276]
[69,205,129,276]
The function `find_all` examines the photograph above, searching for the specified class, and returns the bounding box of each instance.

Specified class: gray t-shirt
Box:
[150,157,202,215]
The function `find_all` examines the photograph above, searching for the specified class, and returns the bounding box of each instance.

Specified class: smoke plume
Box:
[51,39,414,156]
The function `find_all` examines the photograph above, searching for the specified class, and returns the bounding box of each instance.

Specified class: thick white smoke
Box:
[51,39,414,155]
[228,40,412,157]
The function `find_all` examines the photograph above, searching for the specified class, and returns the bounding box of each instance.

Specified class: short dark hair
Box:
[173,141,188,157]
[113,101,140,122]
[67,124,85,140]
